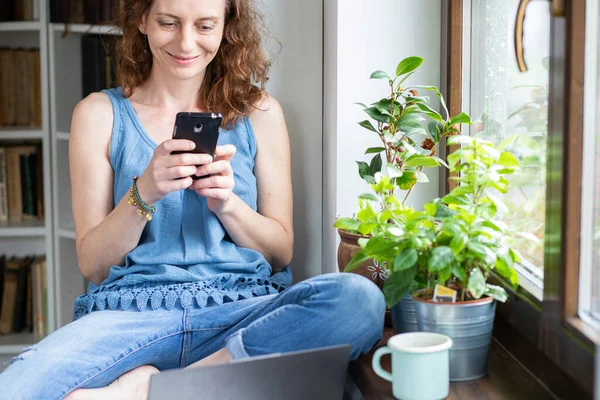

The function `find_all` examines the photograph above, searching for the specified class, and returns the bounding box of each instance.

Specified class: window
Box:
[462,0,550,298]
[580,0,600,328]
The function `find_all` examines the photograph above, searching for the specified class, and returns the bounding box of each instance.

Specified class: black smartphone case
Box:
[172,112,222,180]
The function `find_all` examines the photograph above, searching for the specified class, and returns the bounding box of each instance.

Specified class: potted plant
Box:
[334,55,470,331]
[349,135,523,381]
[334,56,469,297]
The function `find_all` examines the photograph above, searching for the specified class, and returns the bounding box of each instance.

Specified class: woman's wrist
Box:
[134,175,157,206]
[128,176,157,221]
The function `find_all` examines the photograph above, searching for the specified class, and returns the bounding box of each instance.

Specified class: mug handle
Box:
[372,346,393,382]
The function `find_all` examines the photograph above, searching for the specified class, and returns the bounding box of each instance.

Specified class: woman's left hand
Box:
[190,144,237,213]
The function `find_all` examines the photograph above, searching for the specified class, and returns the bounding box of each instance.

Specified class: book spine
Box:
[0,147,8,223]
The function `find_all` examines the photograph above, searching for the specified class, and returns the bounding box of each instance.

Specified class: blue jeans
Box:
[0,273,385,399]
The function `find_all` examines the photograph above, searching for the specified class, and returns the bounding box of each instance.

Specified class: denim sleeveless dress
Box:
[72,87,292,320]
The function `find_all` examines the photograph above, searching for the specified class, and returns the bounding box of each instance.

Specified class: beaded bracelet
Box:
[128,176,156,221]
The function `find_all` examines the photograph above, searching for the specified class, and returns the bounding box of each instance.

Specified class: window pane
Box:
[586,0,600,322]
[463,0,549,291]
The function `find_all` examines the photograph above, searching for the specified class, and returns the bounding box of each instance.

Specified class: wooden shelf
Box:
[0,21,41,32]
[0,333,44,354]
[51,23,121,36]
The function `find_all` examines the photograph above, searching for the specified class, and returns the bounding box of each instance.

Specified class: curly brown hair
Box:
[114,0,273,128]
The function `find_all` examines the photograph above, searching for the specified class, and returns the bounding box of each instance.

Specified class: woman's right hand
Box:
[135,139,213,205]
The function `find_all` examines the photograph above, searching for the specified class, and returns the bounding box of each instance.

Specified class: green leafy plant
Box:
[334,56,471,236]
[345,135,522,307]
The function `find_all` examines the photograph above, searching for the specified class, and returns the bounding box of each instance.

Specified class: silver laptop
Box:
[148,344,351,400]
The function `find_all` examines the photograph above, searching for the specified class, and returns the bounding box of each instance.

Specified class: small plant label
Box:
[433,284,457,303]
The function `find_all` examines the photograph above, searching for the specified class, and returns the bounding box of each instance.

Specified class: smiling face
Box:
[140,0,227,81]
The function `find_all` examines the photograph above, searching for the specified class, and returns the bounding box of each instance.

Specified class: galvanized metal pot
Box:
[390,293,418,333]
[412,291,496,381]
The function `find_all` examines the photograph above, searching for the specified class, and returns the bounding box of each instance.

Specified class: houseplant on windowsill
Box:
[350,135,523,380]
[334,56,469,291]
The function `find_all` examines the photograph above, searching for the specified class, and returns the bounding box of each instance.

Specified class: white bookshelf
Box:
[0,1,121,356]
[48,22,120,329]
[0,1,56,355]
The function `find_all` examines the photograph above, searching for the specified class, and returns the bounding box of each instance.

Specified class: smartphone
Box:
[172,112,222,180]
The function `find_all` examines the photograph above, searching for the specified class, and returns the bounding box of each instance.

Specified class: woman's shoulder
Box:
[71,92,115,142]
[72,92,114,130]
[248,92,286,138]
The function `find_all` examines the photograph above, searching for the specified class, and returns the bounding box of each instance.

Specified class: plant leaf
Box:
[357,161,370,176]
[449,112,472,126]
[404,155,441,168]
[452,264,468,283]
[495,248,514,278]
[467,242,497,265]
[467,268,486,298]
[450,232,468,254]
[485,284,508,303]
[428,246,454,272]
[393,248,418,272]
[365,147,386,155]
[395,57,424,77]
[364,107,393,123]
[359,193,379,202]
[416,103,443,122]
[498,151,519,167]
[383,266,417,308]
[344,250,370,272]
[333,217,360,232]
[370,70,391,80]
[369,154,383,175]
[430,156,449,168]
[359,120,378,133]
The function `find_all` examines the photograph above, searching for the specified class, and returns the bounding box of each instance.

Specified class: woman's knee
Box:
[311,273,385,327]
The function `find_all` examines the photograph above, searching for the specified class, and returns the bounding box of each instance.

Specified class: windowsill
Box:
[514,261,544,301]
[349,327,557,399]
[567,316,600,347]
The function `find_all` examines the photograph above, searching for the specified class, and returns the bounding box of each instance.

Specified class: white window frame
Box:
[579,0,600,330]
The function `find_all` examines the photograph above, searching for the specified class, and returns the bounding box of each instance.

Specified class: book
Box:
[12,256,34,333]
[0,257,20,334]
[0,49,16,126]
[6,145,38,222]
[0,147,8,223]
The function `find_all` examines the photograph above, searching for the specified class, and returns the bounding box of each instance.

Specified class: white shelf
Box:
[59,229,76,240]
[56,131,69,141]
[0,128,45,140]
[51,23,121,36]
[0,222,46,237]
[0,333,44,354]
[0,21,41,32]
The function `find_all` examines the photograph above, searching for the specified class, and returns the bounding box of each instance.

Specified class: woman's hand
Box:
[136,139,213,205]
[189,144,237,213]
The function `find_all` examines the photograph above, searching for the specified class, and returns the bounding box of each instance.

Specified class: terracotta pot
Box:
[337,229,392,327]
[337,229,385,290]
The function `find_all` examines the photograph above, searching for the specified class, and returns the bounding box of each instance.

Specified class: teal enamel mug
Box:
[372,332,453,400]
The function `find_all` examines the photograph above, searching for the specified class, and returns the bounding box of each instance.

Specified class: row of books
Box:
[50,0,116,25]
[82,34,120,98]
[0,0,39,22]
[0,144,44,224]
[0,254,47,336]
[0,48,42,128]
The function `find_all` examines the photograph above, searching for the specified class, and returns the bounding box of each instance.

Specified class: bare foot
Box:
[186,347,232,369]
[65,365,159,400]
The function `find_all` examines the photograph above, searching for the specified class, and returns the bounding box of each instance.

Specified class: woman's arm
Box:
[70,93,148,286]
[192,95,294,272]
[70,94,206,285]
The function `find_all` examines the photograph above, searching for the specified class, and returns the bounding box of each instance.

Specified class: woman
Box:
[0,0,384,398]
